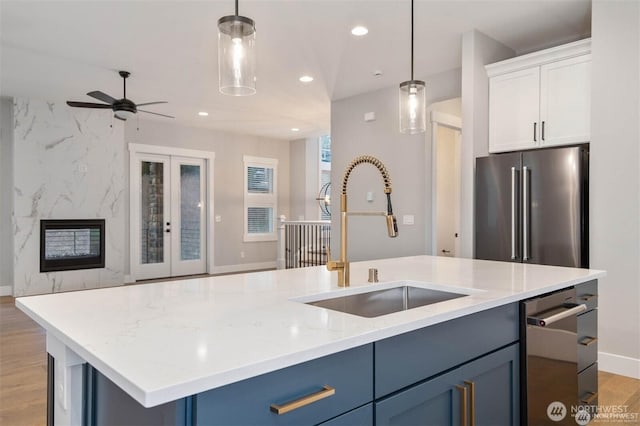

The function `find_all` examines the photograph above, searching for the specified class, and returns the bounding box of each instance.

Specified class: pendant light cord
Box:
[235,0,239,16]
[411,0,414,81]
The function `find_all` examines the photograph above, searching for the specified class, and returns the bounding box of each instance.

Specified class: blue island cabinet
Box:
[82,303,520,426]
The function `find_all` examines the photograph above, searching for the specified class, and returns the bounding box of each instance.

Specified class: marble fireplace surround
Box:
[12,99,126,296]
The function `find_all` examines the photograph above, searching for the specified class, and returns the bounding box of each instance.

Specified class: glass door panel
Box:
[171,157,207,277]
[140,161,165,264]
[135,154,171,280]
[179,164,201,261]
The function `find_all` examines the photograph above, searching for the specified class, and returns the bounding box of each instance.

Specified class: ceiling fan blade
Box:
[67,101,112,109]
[138,109,174,119]
[87,91,116,104]
[136,101,168,107]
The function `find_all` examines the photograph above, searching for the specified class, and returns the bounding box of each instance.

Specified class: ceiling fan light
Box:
[218,14,257,96]
[114,110,136,121]
[399,80,426,134]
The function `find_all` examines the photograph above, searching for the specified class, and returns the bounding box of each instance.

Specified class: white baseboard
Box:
[0,285,12,296]
[598,351,640,379]
[212,261,277,275]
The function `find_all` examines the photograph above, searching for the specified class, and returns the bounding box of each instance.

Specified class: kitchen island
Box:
[16,255,604,425]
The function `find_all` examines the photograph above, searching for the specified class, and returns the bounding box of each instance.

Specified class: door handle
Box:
[527,303,587,326]
[455,384,468,426]
[533,122,537,142]
[541,121,545,141]
[511,167,517,260]
[522,166,529,261]
[464,380,476,426]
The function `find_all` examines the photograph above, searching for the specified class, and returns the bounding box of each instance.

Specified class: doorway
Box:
[129,144,215,281]
[430,108,462,257]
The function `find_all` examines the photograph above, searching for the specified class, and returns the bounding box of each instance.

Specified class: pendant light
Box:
[399,0,426,134]
[218,0,256,96]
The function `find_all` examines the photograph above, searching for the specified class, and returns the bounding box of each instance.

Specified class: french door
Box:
[133,154,207,280]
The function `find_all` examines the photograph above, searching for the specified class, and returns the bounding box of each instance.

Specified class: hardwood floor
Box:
[0,297,47,426]
[1,295,638,425]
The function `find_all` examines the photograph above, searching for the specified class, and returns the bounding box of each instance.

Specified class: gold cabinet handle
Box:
[579,336,598,346]
[456,384,468,426]
[464,380,476,426]
[580,294,597,302]
[270,385,335,415]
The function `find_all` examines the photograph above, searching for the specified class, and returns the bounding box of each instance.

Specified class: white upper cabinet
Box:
[487,39,591,153]
[539,55,591,147]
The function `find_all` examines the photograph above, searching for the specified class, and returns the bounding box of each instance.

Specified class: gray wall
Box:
[460,30,514,258]
[289,138,307,220]
[289,136,322,221]
[591,0,640,377]
[125,119,290,271]
[330,68,461,262]
[0,97,14,294]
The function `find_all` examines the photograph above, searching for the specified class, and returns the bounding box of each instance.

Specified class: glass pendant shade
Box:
[399,80,426,134]
[218,15,256,96]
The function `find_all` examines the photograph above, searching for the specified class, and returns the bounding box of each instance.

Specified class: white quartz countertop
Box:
[17,255,605,408]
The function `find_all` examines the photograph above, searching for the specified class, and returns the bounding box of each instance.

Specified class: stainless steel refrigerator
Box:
[475,145,589,268]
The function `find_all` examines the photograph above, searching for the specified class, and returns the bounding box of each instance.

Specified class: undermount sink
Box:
[305,285,467,318]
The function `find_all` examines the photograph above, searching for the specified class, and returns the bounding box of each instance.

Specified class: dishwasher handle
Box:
[527,303,587,327]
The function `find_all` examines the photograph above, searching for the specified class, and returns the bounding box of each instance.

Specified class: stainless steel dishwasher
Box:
[521,286,598,425]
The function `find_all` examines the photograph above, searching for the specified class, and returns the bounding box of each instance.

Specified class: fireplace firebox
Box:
[40,219,105,272]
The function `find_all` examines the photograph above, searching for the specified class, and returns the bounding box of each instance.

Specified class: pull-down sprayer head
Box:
[385,191,398,238]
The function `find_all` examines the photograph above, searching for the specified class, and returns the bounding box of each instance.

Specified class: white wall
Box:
[0,97,14,295]
[590,0,640,378]
[125,119,290,272]
[330,68,461,263]
[289,136,321,221]
[289,138,307,220]
[460,30,515,258]
[12,99,126,296]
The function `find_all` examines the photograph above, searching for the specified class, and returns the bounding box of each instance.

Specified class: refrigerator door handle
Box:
[523,166,530,261]
[511,167,517,260]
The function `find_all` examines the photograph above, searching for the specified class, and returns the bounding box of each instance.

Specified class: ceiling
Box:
[0,1,591,141]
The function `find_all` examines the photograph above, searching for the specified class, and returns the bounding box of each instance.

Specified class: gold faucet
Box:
[327,155,398,286]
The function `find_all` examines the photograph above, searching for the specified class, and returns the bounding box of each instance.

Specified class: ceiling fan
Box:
[66,70,173,121]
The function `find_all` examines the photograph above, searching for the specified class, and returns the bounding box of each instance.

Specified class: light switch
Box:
[366,192,374,202]
[403,215,414,225]
[364,112,376,122]
[215,215,222,223]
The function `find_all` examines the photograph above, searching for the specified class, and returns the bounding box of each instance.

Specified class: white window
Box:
[319,135,331,220]
[244,155,278,242]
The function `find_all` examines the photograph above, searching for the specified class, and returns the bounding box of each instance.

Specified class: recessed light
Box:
[291,128,300,132]
[198,111,209,116]
[351,26,368,36]
[299,75,314,83]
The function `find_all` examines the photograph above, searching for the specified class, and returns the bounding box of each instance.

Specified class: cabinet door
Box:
[489,67,540,153]
[375,367,463,426]
[539,55,591,147]
[461,344,519,426]
[375,344,519,426]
